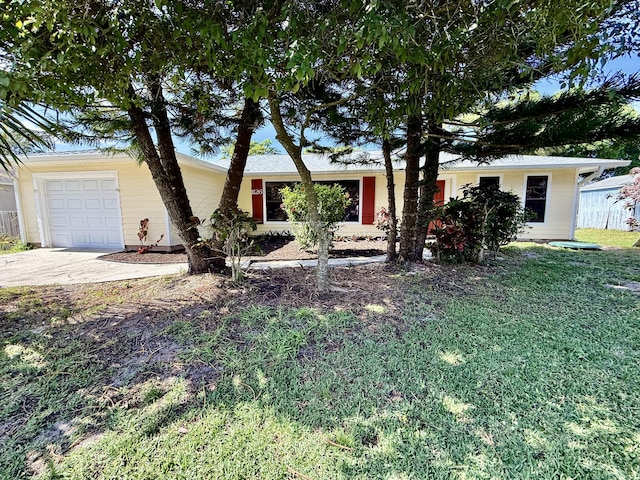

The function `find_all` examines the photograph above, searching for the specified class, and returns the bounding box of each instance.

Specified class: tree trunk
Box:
[414,121,443,259]
[398,112,423,262]
[382,137,398,262]
[127,80,213,275]
[217,97,262,215]
[316,228,331,292]
[210,97,262,271]
[268,92,329,292]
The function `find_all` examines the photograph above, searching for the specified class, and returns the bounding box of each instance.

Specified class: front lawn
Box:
[575,228,640,248]
[1,244,639,479]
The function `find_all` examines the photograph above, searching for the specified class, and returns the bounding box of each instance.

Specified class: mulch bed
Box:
[99,238,388,264]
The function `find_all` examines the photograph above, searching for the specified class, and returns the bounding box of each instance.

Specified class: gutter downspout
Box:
[578,167,604,188]
[571,167,604,239]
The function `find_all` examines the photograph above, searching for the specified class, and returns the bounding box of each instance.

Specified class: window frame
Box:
[476,174,503,189]
[523,173,552,225]
[263,178,362,224]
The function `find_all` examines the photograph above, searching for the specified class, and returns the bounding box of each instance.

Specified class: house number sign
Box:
[251,189,263,195]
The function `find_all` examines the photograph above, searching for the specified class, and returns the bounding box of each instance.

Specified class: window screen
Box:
[525,176,548,222]
[479,176,500,188]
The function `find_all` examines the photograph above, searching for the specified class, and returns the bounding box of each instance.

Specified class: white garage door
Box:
[45,176,124,249]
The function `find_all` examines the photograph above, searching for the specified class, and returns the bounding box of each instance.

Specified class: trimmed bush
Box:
[430,183,528,262]
[280,183,351,250]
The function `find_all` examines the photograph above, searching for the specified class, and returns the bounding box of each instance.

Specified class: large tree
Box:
[0,102,56,171]
[1,0,267,273]
[237,0,363,292]
[323,0,639,261]
[450,78,640,161]
[552,140,640,175]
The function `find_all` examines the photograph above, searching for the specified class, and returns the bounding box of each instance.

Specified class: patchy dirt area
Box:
[99,238,387,264]
[0,256,496,477]
[0,259,491,348]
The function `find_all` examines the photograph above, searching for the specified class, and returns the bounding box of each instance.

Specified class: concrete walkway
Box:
[246,254,389,270]
[0,248,187,287]
[0,248,430,287]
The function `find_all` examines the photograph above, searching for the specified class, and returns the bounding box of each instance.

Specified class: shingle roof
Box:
[212,151,629,175]
[18,150,228,173]
[581,174,634,192]
[211,151,393,174]
[440,154,628,171]
[21,149,630,175]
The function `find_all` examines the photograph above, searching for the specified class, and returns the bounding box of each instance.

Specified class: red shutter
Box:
[428,180,447,234]
[362,176,376,225]
[434,180,446,206]
[251,179,264,223]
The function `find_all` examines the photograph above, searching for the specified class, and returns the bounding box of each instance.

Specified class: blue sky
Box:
[536,52,640,94]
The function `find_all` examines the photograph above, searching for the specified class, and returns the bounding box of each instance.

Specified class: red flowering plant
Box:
[618,167,640,232]
[431,216,468,261]
[137,218,164,254]
[429,183,528,262]
[374,207,391,233]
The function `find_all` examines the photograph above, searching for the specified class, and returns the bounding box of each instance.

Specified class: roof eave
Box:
[443,160,631,172]
[175,153,228,174]
[17,151,228,174]
[17,152,134,165]
[244,168,388,176]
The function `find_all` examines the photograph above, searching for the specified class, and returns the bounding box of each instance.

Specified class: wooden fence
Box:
[0,211,19,237]
[577,190,639,230]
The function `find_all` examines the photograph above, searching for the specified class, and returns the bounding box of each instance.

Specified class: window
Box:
[265,182,292,221]
[525,175,548,222]
[479,176,500,188]
[264,180,360,222]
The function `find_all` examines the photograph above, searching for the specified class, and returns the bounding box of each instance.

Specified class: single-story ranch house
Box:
[9,150,628,250]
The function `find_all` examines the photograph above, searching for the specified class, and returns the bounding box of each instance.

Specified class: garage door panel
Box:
[44,176,123,249]
[66,181,81,191]
[69,216,86,227]
[103,198,119,209]
[105,216,120,228]
[52,232,72,247]
[67,198,83,209]
[71,233,89,246]
[89,232,106,243]
[50,216,68,228]
[85,198,101,209]
[106,232,122,244]
[86,216,103,227]
[49,198,65,209]
[83,180,99,190]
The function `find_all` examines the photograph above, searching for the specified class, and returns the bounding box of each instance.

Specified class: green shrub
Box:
[210,209,256,281]
[0,235,30,254]
[430,183,528,262]
[280,183,351,249]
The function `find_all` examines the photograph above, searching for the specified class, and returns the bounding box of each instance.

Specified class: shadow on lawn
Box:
[1,247,639,478]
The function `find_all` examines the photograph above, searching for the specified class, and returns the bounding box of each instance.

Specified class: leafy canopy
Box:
[220,139,278,159]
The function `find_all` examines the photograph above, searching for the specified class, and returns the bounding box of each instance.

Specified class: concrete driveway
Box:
[0,248,187,287]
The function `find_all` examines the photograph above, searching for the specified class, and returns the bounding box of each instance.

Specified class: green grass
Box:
[0,235,30,255]
[575,228,640,248]
[1,246,639,479]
